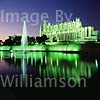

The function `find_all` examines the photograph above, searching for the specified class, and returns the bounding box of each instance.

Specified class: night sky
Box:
[0,0,100,40]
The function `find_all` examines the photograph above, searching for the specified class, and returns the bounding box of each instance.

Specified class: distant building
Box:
[40,18,98,43]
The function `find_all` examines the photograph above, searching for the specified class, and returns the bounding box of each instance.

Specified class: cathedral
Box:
[40,18,98,43]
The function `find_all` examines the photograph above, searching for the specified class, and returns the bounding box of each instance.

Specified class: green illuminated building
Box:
[40,18,98,43]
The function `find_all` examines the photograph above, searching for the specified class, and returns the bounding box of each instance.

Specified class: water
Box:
[0,51,100,88]
[21,21,28,47]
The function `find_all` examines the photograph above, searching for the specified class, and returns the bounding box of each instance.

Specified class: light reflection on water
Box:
[0,51,98,81]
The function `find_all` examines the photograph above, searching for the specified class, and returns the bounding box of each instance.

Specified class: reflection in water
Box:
[95,59,98,68]
[21,53,27,79]
[0,52,98,81]
[12,52,45,79]
[39,53,98,82]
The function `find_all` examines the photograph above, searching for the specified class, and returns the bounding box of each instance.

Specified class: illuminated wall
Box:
[40,18,98,42]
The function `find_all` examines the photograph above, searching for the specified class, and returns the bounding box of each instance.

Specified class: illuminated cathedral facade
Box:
[40,18,98,43]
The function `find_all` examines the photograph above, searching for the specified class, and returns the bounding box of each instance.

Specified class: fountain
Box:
[21,21,28,48]
[21,21,28,79]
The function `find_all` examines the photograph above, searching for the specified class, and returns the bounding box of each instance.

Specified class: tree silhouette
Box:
[13,36,21,45]
[28,36,36,45]
[3,34,49,46]
[3,36,14,46]
[0,40,3,45]
[36,35,48,44]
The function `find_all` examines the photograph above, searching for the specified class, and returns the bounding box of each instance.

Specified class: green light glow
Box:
[39,52,98,82]
[0,51,10,57]
[0,44,80,52]
[67,44,80,51]
[66,54,79,61]
[13,52,45,60]
[40,61,97,82]
[95,59,98,68]
[0,51,98,83]
[48,45,67,51]
[0,46,11,51]
[49,52,79,61]
[75,60,78,68]
[12,45,46,51]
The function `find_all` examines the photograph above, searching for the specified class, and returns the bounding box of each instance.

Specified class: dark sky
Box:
[0,0,100,40]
